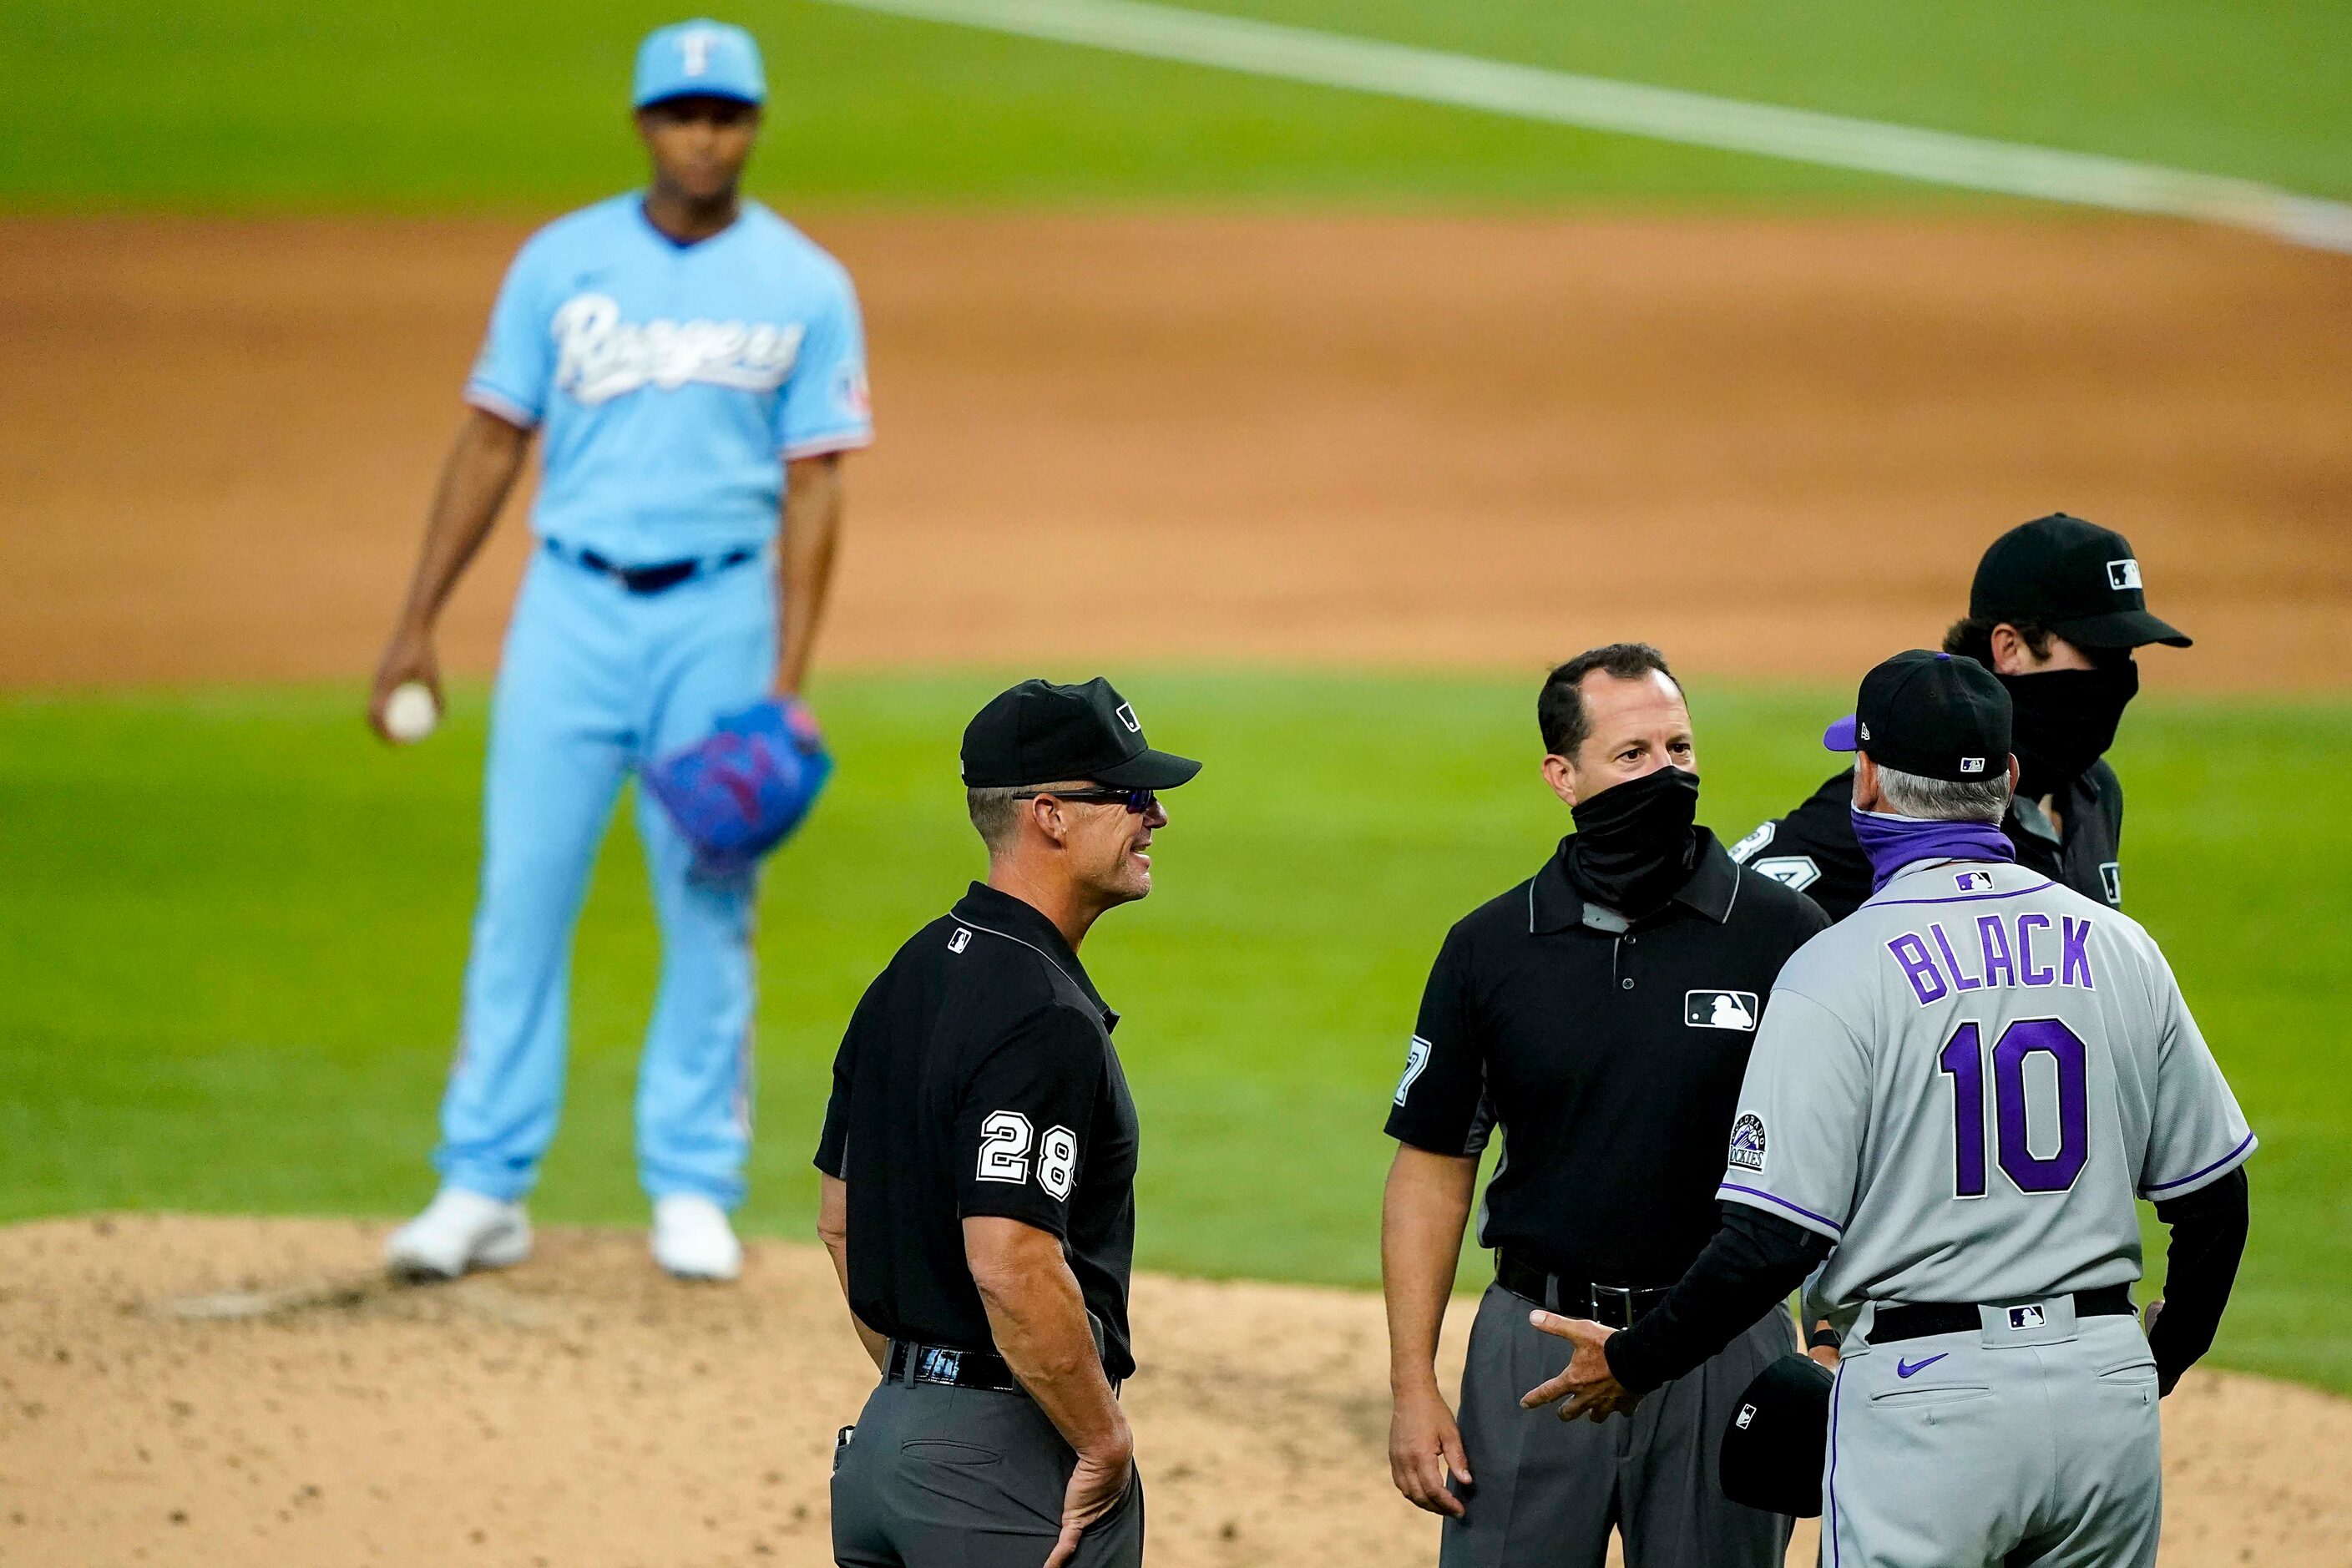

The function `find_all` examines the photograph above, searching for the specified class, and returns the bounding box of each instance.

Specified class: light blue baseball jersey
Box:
[466,195,873,564]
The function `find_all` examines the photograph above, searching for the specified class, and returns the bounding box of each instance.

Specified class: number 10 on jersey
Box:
[1938,1018,2090,1197]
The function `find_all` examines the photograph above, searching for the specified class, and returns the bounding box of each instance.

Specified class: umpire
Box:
[817,676,1198,1568]
[1732,513,2191,918]
[1383,644,1828,1568]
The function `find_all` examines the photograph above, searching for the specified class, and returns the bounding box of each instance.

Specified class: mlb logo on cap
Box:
[2107,558,2142,591]
[1959,756,1985,774]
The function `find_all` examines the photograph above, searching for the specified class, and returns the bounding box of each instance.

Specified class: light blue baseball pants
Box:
[432,544,775,1208]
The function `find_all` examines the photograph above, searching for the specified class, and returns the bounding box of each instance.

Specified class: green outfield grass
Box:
[1,0,2344,210]
[0,675,2345,1393]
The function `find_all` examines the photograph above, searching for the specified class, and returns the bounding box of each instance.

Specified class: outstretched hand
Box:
[1518,1312,1640,1423]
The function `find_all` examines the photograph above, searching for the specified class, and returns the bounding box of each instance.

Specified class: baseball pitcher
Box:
[372,20,873,1282]
[1520,650,2254,1567]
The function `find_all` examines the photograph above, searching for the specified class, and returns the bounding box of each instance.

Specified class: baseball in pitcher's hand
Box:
[1042,1425,1133,1568]
[368,624,443,744]
[1389,1383,1472,1517]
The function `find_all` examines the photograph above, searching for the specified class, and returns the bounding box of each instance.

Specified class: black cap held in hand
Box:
[1825,650,2013,784]
[960,677,1202,791]
[1971,513,2191,650]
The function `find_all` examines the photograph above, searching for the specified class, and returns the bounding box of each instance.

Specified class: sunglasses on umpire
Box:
[1009,786,1159,814]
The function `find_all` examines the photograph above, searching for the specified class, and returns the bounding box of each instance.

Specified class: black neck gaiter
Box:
[1565,766,1702,916]
[2000,662,2139,799]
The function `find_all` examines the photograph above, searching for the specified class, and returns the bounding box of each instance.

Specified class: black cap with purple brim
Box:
[1971,513,2191,650]
[1824,650,2013,784]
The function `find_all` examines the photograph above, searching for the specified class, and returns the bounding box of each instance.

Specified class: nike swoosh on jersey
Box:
[1895,1353,1950,1378]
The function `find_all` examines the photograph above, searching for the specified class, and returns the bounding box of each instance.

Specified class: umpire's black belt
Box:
[887,1338,1025,1393]
[1869,1284,2135,1344]
[546,538,756,595]
[1497,1250,1672,1331]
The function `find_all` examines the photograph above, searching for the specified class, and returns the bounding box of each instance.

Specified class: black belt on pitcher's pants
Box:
[1869,1284,2135,1344]
[1497,1250,1672,1330]
[546,539,756,594]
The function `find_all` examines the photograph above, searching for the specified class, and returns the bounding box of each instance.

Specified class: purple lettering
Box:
[1977,914,2018,988]
[2061,918,2096,989]
[2017,913,2056,986]
[1930,923,1982,992]
[1889,933,1949,1005]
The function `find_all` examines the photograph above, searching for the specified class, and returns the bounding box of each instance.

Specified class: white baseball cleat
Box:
[650,1194,742,1282]
[383,1187,533,1281]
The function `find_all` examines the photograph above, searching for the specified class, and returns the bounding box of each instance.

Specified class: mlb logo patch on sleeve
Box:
[1687,990,1759,1031]
[948,927,972,953]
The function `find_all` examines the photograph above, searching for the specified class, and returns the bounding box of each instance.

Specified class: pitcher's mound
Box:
[2,1214,2343,1566]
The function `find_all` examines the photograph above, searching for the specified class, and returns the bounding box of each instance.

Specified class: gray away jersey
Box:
[1719,857,2254,1320]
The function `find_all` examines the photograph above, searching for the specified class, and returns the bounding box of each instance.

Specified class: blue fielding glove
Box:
[642,697,832,874]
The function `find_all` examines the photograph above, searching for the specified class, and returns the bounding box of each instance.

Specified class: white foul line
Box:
[809,0,2352,254]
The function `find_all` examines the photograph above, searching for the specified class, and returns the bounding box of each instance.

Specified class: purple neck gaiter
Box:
[1849,808,2016,894]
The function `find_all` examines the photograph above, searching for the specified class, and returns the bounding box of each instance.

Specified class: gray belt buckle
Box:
[1591,1282,1638,1329]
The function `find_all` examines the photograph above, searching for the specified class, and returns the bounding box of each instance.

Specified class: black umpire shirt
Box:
[1728,761,2126,922]
[816,883,1142,1381]
[1385,830,1828,1287]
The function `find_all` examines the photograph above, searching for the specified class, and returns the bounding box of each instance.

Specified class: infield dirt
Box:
[3,213,2348,690]
[4,1215,2349,1568]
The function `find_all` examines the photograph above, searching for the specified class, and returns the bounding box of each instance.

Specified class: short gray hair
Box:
[967,787,1023,852]
[1875,761,2011,824]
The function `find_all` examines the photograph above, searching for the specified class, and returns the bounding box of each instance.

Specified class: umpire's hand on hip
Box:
[1389,1383,1473,1517]
[1044,1424,1134,1568]
[1520,1313,1641,1423]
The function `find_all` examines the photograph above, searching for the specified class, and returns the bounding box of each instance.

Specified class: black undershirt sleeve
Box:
[1604,1204,1833,1398]
[2147,1166,2249,1395]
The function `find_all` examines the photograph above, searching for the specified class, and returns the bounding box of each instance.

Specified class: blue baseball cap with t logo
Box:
[632,20,766,109]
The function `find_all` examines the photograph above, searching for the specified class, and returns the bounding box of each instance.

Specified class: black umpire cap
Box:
[1826,650,2013,783]
[960,677,1202,790]
[1972,513,2192,650]
[1719,1353,1835,1517]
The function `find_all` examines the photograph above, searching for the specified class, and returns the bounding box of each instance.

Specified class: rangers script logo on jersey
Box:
[553,292,806,405]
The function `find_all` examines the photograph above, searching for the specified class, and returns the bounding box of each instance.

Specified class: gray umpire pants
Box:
[1823,1299,2160,1567]
[831,1377,1145,1568]
[1441,1283,1795,1568]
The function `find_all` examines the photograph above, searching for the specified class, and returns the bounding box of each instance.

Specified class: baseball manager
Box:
[1732,513,2189,918]
[1523,650,2253,1568]
[373,21,871,1283]
[818,678,1198,1568]
[1383,644,1828,1568]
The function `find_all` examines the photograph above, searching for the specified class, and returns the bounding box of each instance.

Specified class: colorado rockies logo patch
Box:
[1727,1113,1767,1171]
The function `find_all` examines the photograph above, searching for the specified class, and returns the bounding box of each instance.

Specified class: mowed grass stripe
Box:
[0,0,2344,207]
[0,675,2344,1393]
[814,0,2352,249]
